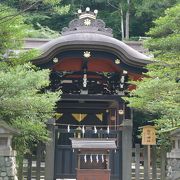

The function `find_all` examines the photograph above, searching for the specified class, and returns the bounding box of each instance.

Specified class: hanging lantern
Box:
[123,70,128,74]
[118,110,124,115]
[121,76,125,83]
[83,74,87,87]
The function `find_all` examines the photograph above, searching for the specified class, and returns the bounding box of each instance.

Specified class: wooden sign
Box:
[142,125,156,145]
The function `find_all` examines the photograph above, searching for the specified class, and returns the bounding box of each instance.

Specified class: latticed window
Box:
[0,137,8,147]
[178,140,180,149]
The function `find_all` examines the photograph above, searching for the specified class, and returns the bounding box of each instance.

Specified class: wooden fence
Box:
[22,143,166,180]
[23,143,45,180]
[131,144,166,180]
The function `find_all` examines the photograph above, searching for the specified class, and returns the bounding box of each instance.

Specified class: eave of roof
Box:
[33,32,152,68]
[70,138,117,149]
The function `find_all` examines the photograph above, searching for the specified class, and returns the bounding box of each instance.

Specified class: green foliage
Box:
[125,4,180,142]
[1,0,178,39]
[26,23,60,38]
[0,3,60,164]
[134,0,178,18]
[0,4,27,56]
[1,0,70,31]
[0,63,60,152]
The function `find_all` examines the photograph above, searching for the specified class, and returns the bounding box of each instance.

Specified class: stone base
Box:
[0,156,18,180]
[166,158,180,180]
[0,150,16,157]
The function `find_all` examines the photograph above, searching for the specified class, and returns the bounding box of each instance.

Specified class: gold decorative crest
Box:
[115,59,121,64]
[83,51,91,58]
[84,19,91,26]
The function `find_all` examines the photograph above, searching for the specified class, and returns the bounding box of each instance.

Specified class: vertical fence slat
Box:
[152,146,157,180]
[135,144,140,180]
[160,146,166,180]
[27,154,32,180]
[143,146,149,180]
[36,142,42,180]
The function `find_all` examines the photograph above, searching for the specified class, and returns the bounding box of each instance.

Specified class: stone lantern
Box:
[0,121,19,180]
[167,128,180,180]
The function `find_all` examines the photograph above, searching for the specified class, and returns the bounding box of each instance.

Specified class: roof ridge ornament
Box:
[78,7,98,20]
[61,8,113,37]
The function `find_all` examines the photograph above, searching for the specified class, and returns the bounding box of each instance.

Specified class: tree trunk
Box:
[120,7,125,40]
[125,0,130,40]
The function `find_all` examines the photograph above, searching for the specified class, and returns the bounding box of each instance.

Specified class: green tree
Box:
[0,4,60,178]
[0,0,70,36]
[125,3,180,143]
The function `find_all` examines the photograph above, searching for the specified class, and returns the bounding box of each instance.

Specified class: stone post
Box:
[0,121,19,180]
[45,119,56,180]
[166,128,180,180]
[122,118,132,180]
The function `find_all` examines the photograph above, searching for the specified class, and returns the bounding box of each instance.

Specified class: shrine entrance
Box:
[33,8,150,180]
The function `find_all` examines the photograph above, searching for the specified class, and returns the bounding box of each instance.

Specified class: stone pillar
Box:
[45,119,56,180]
[122,119,132,180]
[0,151,18,180]
[122,107,133,180]
[166,128,180,180]
[0,121,19,180]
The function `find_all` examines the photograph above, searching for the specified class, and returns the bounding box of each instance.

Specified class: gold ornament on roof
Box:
[78,8,98,20]
[83,51,91,58]
[115,59,121,64]
[123,70,128,74]
[53,57,58,63]
[84,19,91,26]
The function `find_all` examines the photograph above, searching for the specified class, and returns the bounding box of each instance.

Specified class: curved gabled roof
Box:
[33,10,151,69]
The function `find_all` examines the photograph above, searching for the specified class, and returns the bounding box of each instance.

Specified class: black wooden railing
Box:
[22,142,166,180]
[54,128,122,180]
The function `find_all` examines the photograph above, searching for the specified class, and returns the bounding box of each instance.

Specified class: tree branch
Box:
[0,1,41,23]
[107,0,121,11]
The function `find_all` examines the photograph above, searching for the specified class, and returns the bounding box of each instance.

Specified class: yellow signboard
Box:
[142,125,156,145]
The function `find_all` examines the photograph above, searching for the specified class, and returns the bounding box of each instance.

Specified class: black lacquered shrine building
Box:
[33,8,151,180]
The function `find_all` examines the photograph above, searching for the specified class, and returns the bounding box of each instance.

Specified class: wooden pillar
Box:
[143,146,149,180]
[117,100,123,180]
[45,119,56,180]
[135,144,140,180]
[122,107,132,180]
[27,154,32,180]
[152,146,157,180]
[36,142,42,180]
[160,146,166,180]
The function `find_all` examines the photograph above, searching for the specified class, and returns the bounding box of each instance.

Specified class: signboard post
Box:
[142,125,156,180]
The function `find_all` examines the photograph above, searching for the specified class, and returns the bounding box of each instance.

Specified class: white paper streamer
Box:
[67,125,70,132]
[107,126,110,134]
[96,154,99,163]
[101,154,104,162]
[94,126,97,134]
[82,126,85,134]
[84,154,87,163]
[90,155,93,163]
